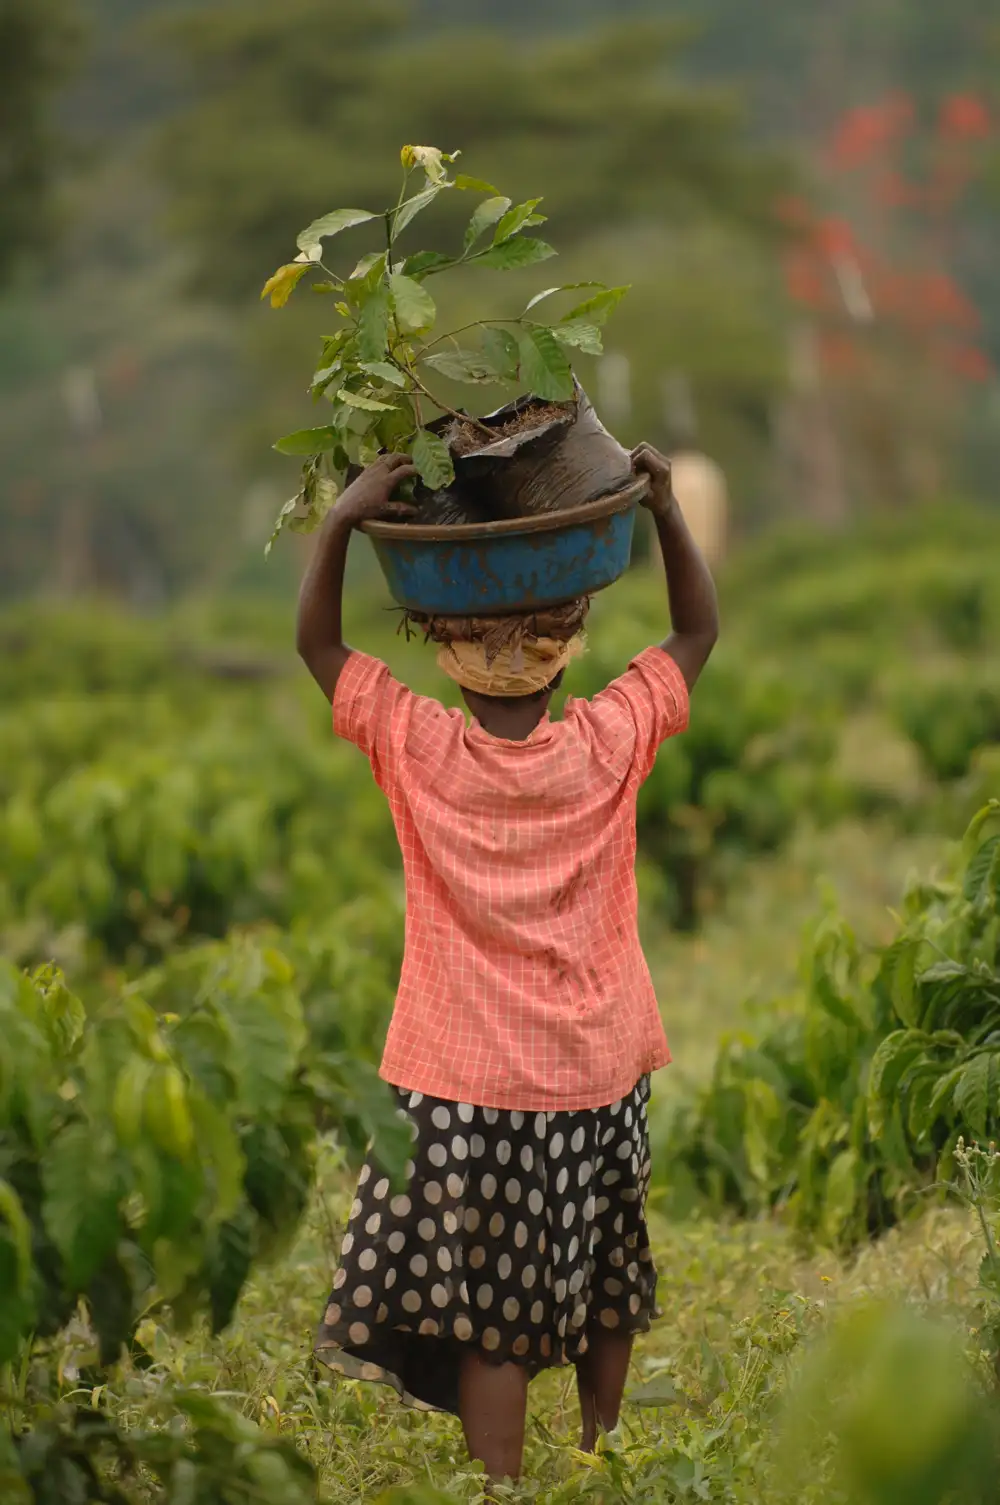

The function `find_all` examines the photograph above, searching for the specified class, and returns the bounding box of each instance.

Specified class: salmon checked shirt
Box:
[332,645,690,1111]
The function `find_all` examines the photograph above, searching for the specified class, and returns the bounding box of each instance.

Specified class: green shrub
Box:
[0,692,399,968]
[661,800,1000,1248]
[0,925,407,1503]
[893,672,1000,783]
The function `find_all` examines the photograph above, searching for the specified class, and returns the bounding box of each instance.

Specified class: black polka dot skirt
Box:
[314,1077,656,1415]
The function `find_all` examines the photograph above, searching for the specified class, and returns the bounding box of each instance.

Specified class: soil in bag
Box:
[412,381,632,526]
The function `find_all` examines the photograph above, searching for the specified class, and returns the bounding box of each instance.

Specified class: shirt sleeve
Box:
[331,650,436,791]
[578,645,690,783]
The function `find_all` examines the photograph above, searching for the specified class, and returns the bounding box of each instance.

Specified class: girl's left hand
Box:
[337,453,419,528]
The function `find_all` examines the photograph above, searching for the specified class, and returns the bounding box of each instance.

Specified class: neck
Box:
[464,692,550,741]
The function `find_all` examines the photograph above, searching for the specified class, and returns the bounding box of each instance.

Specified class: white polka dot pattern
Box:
[331,648,688,1111]
[315,1079,657,1415]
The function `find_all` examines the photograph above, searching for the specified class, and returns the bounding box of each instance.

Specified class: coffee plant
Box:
[261,141,628,544]
[661,800,1000,1247]
[892,670,1000,783]
[0,924,409,1503]
[0,690,400,969]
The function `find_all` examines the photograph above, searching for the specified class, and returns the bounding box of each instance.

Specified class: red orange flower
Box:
[939,94,990,140]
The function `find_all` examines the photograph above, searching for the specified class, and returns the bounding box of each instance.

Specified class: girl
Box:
[297,444,718,1487]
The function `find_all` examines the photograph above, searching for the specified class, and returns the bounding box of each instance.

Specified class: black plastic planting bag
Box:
[414,382,633,525]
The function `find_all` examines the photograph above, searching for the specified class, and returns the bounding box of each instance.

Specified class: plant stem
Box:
[408,370,493,437]
[385,168,412,274]
[421,318,523,353]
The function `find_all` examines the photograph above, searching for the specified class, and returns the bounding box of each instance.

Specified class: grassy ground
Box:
[112,1151,984,1502]
[97,818,990,1503]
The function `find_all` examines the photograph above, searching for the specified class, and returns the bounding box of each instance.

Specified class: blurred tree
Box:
[155,0,785,302]
[0,0,83,283]
[144,0,789,544]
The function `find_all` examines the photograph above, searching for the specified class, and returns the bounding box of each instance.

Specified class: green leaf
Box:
[287,478,337,538]
[264,498,298,556]
[887,940,920,1027]
[359,361,406,387]
[629,1374,679,1407]
[223,980,306,1117]
[412,429,455,492]
[401,251,453,280]
[311,281,337,294]
[953,1052,992,1138]
[743,1078,780,1184]
[475,237,558,271]
[319,330,349,364]
[144,1064,195,1160]
[523,282,604,315]
[561,284,630,326]
[392,185,443,240]
[553,322,604,356]
[928,1066,965,1122]
[375,402,419,453]
[273,426,341,456]
[821,1149,862,1245]
[493,198,544,244]
[389,273,437,335]
[188,1095,245,1223]
[481,326,521,381]
[266,477,338,553]
[43,1124,121,1289]
[463,196,511,252]
[309,361,342,397]
[336,391,397,413]
[455,174,501,194]
[0,1179,32,1297]
[350,251,384,282]
[518,327,575,401]
[358,286,391,362]
[207,1205,255,1334]
[920,960,968,984]
[964,834,1000,908]
[260,263,310,309]
[295,208,378,262]
[33,966,85,1054]
[422,350,497,383]
[867,1030,930,1136]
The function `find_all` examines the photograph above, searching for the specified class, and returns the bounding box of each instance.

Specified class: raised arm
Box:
[631,443,719,692]
[296,453,417,702]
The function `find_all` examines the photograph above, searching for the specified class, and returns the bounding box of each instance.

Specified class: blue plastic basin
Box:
[361,479,647,616]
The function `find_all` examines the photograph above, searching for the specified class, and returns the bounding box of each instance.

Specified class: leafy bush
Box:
[723,512,1000,661]
[1,948,315,1363]
[775,1302,1000,1505]
[0,926,409,1502]
[0,691,399,967]
[893,671,1000,782]
[661,800,1000,1247]
[0,1389,318,1505]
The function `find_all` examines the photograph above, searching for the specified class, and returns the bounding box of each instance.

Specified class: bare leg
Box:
[576,1330,634,1451]
[458,1349,529,1487]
